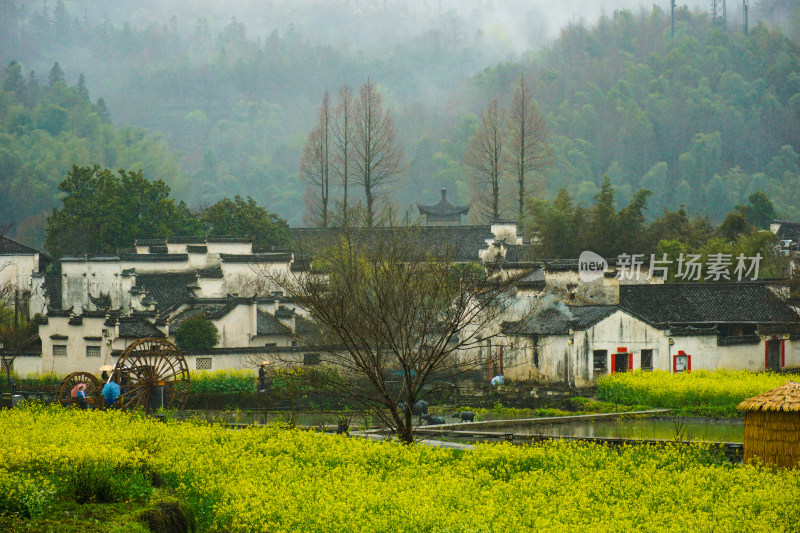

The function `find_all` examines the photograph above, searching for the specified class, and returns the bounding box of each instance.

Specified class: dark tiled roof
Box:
[134,272,197,310]
[118,317,165,338]
[134,238,166,246]
[295,314,322,340]
[44,276,63,310]
[207,235,252,243]
[168,299,242,334]
[252,244,289,253]
[112,344,340,357]
[503,244,534,263]
[197,266,223,278]
[417,189,470,217]
[0,236,44,255]
[167,236,205,244]
[148,245,168,254]
[275,306,294,319]
[187,245,208,253]
[61,254,118,262]
[506,305,617,335]
[220,253,293,263]
[89,292,111,309]
[289,225,492,263]
[257,309,291,335]
[619,283,800,326]
[515,268,545,289]
[774,221,800,242]
[119,253,188,262]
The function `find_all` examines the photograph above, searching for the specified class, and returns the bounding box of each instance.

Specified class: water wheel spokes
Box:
[55,371,103,408]
[112,338,190,411]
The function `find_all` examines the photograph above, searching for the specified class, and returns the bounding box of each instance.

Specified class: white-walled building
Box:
[0,236,50,317]
[500,282,800,386]
[14,236,308,376]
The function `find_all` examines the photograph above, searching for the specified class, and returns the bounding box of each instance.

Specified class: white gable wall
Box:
[502,309,797,385]
[38,315,114,375]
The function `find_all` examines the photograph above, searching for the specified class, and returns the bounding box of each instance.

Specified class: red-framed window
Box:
[673,350,691,373]
[764,339,786,369]
[610,348,633,374]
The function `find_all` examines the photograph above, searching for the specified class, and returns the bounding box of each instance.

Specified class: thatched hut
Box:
[737,381,800,468]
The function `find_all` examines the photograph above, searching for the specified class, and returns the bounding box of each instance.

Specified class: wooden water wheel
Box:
[112,338,190,411]
[55,372,103,408]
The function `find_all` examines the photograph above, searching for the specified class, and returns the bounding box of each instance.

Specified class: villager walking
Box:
[75,384,87,410]
[102,379,121,409]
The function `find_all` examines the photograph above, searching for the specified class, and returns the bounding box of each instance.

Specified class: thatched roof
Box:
[738,381,800,412]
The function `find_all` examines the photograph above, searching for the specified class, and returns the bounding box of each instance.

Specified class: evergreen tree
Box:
[47,61,65,88]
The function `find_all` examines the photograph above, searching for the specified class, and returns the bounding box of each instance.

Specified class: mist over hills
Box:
[1,0,799,246]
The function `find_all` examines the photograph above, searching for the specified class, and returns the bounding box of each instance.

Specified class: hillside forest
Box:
[1,1,800,258]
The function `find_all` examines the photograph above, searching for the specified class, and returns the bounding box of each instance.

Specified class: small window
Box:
[641,349,653,371]
[196,357,212,370]
[53,345,67,357]
[291,340,298,347]
[303,353,320,366]
[593,350,607,372]
[86,346,101,358]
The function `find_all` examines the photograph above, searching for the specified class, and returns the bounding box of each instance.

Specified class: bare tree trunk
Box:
[466,98,506,222]
[508,75,549,222]
[301,90,332,227]
[353,79,404,227]
[333,85,354,228]
[264,228,531,443]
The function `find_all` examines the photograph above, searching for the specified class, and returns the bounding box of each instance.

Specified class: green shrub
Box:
[175,316,219,351]
[63,460,152,504]
[0,469,55,518]
[138,497,196,533]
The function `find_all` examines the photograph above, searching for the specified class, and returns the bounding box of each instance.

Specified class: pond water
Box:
[178,410,371,428]
[497,417,744,443]
[176,411,744,443]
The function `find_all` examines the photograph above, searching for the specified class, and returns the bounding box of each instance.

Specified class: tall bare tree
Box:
[300,90,332,227]
[466,98,506,222]
[353,80,404,227]
[508,75,549,221]
[266,229,523,443]
[332,85,355,228]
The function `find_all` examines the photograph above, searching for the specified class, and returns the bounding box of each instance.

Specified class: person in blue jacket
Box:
[102,379,121,409]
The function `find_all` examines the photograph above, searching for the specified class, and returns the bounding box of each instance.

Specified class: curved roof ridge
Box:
[417,188,470,216]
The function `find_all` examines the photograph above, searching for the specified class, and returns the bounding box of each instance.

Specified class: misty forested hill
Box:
[2,0,800,245]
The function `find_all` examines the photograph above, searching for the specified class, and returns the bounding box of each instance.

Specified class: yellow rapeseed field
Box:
[1,404,799,532]
[597,369,800,416]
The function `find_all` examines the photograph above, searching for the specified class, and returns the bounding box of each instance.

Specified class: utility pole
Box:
[743,0,749,35]
[711,0,727,29]
[671,0,676,37]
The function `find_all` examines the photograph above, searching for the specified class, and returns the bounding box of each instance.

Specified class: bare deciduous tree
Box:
[266,228,525,443]
[353,80,404,227]
[508,75,549,221]
[301,90,332,227]
[332,85,355,228]
[466,98,506,222]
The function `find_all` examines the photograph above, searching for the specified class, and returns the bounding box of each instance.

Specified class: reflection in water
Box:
[502,418,744,443]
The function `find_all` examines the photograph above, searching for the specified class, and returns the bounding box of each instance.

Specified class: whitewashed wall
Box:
[38,315,115,375]
[502,309,797,385]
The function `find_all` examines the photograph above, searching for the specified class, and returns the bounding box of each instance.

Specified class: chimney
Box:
[441,188,447,201]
